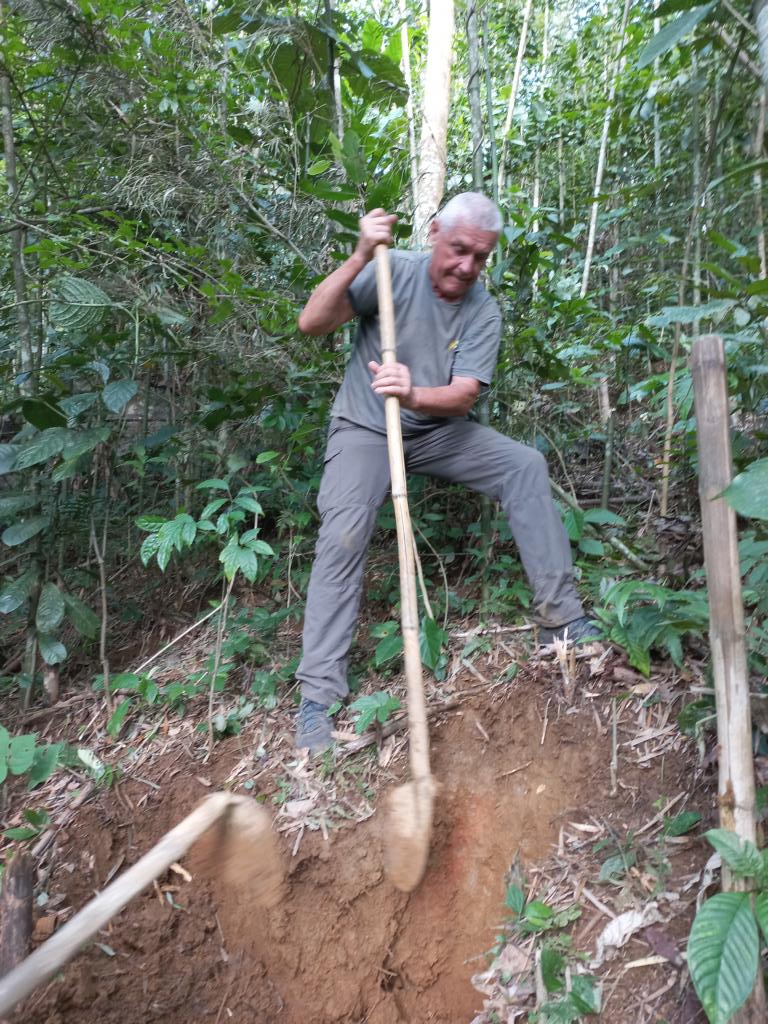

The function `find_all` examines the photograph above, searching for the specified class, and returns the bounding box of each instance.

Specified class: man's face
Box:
[428,219,498,301]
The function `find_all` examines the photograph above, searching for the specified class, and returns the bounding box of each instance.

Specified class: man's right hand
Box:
[355,208,397,263]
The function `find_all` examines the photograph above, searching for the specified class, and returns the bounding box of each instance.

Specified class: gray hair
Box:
[436,192,503,234]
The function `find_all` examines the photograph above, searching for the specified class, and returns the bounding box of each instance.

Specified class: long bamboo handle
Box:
[0,793,241,1016]
[374,244,431,783]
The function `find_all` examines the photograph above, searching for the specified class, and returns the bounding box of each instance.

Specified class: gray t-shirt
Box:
[330,250,502,436]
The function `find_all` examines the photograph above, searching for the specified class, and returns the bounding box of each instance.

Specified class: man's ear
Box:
[428,219,440,245]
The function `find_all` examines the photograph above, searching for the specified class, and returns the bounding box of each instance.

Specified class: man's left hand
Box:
[368,360,416,410]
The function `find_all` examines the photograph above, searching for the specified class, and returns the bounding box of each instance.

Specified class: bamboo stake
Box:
[375,245,434,892]
[691,336,757,845]
[375,246,430,786]
[691,335,766,1020]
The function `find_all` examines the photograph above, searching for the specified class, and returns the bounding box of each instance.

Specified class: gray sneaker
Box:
[295,698,333,755]
[539,615,601,646]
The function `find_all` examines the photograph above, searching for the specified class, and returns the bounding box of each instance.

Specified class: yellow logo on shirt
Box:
[448,338,459,351]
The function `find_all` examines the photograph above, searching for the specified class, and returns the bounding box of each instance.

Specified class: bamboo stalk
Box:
[691,334,765,1020]
[375,245,430,784]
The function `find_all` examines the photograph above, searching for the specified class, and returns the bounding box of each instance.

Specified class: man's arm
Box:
[367,361,481,417]
[297,209,397,335]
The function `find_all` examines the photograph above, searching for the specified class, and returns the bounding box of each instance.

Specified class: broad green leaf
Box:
[140,532,161,566]
[723,460,768,521]
[107,699,133,737]
[349,691,400,733]
[36,582,65,633]
[570,974,601,1014]
[62,593,100,639]
[27,743,62,789]
[256,451,279,464]
[583,508,626,527]
[689,893,759,1024]
[504,883,526,915]
[0,569,38,613]
[60,426,110,461]
[50,276,110,332]
[3,827,40,841]
[637,3,716,69]
[0,494,39,518]
[38,633,67,665]
[522,900,555,931]
[59,392,99,419]
[374,631,403,666]
[235,495,263,514]
[0,444,19,474]
[420,616,448,673]
[196,478,230,491]
[578,537,605,557]
[755,893,768,945]
[704,829,764,877]
[102,379,138,414]
[664,810,702,836]
[647,298,735,327]
[136,515,166,532]
[13,429,69,469]
[219,535,258,581]
[541,946,565,992]
[2,516,49,547]
[9,734,37,775]
[21,397,66,430]
[200,498,227,520]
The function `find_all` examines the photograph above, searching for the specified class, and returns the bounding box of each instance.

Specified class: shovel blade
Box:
[384,779,434,892]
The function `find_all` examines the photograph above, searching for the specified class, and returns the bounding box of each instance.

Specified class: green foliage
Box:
[687,829,768,1023]
[0,726,61,789]
[349,691,401,733]
[595,580,708,676]
[724,461,768,521]
[689,893,759,1024]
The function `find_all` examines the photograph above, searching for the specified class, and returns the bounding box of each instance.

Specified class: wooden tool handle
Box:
[0,794,242,1017]
[374,245,431,783]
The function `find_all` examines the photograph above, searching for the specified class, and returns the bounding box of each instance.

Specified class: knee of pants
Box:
[314,503,379,583]
[503,446,550,495]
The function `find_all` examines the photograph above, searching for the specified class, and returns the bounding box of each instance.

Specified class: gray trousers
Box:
[297,418,584,705]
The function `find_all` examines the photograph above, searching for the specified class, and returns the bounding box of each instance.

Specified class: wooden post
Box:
[691,334,766,1021]
[0,852,33,978]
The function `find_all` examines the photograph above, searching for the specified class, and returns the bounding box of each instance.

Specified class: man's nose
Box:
[458,255,474,277]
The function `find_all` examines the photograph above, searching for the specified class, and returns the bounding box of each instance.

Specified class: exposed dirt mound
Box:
[19,670,699,1024]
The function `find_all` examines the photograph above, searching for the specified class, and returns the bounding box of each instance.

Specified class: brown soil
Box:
[18,671,705,1024]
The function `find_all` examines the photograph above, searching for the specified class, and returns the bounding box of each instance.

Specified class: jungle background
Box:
[1,0,768,1022]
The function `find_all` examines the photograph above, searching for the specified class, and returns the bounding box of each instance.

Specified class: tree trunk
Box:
[496,0,533,198]
[413,0,455,247]
[481,4,499,207]
[754,87,767,278]
[579,0,631,300]
[533,1,550,294]
[466,0,483,189]
[0,6,34,393]
[754,0,768,86]
[399,0,420,213]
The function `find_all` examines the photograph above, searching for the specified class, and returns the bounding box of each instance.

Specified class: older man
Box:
[295,192,595,754]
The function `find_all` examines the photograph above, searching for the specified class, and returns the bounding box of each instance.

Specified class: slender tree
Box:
[496,0,533,198]
[413,0,455,245]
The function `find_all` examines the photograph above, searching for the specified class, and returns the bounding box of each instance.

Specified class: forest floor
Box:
[3,596,723,1024]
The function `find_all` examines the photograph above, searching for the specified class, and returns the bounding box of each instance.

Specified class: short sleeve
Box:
[451,302,502,385]
[347,259,379,317]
